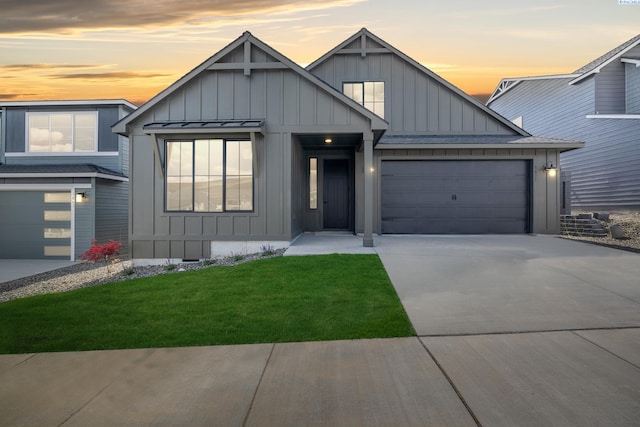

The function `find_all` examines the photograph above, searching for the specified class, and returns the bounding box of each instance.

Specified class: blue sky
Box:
[1,0,638,104]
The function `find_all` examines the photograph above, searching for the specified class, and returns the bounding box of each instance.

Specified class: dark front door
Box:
[323,159,350,229]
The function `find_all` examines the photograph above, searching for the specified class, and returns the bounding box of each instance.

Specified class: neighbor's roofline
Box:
[112,31,388,135]
[487,74,581,105]
[0,99,137,110]
[569,35,640,85]
[307,28,529,137]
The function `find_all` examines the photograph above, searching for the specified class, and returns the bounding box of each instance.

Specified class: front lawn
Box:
[0,254,415,354]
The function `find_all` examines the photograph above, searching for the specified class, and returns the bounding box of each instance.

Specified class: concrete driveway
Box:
[375,234,640,335]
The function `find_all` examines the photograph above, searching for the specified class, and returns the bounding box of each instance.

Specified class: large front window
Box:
[27,112,97,152]
[165,139,253,212]
[343,81,385,118]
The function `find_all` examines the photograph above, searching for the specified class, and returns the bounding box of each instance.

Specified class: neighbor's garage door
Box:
[0,191,72,259]
[381,160,530,234]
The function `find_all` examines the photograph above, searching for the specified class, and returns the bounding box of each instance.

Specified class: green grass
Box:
[0,254,415,354]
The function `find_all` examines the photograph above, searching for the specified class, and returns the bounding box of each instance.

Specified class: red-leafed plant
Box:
[80,239,123,273]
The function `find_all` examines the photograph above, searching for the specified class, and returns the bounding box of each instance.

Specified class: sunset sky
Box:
[1,0,639,105]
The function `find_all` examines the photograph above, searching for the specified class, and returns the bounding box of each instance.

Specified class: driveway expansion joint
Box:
[572,330,640,371]
[418,338,482,427]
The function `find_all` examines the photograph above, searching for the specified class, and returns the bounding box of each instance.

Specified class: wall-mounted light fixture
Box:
[75,192,87,203]
[324,138,333,144]
[543,162,557,177]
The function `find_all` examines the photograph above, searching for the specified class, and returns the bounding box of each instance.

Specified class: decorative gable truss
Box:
[207,37,288,76]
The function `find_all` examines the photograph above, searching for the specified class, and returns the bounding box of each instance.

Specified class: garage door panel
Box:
[381,160,530,234]
[0,191,72,259]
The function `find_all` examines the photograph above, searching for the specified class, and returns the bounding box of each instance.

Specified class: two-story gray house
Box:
[0,100,136,260]
[113,29,581,265]
[487,34,640,211]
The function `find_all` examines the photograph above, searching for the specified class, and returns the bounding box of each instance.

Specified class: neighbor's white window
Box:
[343,81,385,118]
[27,112,98,152]
[166,139,253,212]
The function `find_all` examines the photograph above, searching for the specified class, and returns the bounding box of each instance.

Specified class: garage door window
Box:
[43,192,72,258]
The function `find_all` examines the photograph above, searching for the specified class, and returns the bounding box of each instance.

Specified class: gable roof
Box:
[112,31,387,135]
[570,33,640,84]
[307,28,529,137]
[488,33,640,104]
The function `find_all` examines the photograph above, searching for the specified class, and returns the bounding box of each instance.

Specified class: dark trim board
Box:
[381,160,531,234]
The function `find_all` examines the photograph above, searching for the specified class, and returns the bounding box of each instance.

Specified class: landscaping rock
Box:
[0,249,286,303]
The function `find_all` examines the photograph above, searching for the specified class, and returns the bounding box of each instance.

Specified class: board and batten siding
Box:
[490,76,640,209]
[127,49,375,260]
[310,45,516,136]
[594,45,640,114]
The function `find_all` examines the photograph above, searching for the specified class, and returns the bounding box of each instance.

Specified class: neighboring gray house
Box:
[0,100,136,260]
[113,29,581,264]
[488,34,640,211]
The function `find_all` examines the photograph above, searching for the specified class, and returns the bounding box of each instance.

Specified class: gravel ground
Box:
[561,211,640,254]
[0,249,286,303]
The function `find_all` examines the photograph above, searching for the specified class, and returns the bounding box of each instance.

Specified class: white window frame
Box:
[26,111,99,153]
[343,81,385,118]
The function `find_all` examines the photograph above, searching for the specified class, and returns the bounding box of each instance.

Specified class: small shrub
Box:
[164,264,177,271]
[260,244,275,257]
[233,254,245,262]
[80,239,123,273]
[203,259,214,266]
[121,268,135,276]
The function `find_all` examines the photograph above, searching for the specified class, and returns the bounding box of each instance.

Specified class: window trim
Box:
[26,111,99,153]
[342,81,385,119]
[309,157,318,210]
[164,138,254,213]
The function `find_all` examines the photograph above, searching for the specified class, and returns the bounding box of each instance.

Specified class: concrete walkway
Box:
[0,259,76,284]
[2,235,640,426]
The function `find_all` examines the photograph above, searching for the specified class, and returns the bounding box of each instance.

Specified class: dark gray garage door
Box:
[0,191,72,259]
[381,160,530,234]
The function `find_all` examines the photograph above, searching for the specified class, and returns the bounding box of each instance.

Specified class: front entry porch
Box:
[293,132,376,248]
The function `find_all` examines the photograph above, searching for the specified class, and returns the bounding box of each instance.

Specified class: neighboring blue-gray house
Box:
[0,100,136,259]
[487,34,640,211]
[113,29,581,264]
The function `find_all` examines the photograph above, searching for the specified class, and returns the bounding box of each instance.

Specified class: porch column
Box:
[363,136,374,247]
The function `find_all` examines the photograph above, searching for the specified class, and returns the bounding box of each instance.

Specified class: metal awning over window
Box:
[143,120,265,134]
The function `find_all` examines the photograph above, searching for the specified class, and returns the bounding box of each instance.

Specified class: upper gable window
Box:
[27,112,98,152]
[343,81,385,119]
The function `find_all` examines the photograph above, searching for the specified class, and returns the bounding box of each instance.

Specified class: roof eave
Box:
[376,142,585,151]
